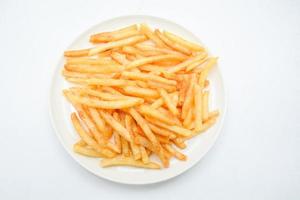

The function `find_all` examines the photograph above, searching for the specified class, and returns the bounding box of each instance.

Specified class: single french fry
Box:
[147,81,177,93]
[139,64,169,73]
[66,77,135,87]
[99,110,132,142]
[185,55,208,72]
[202,91,209,121]
[186,116,218,139]
[140,24,168,48]
[90,25,138,42]
[121,137,130,157]
[125,114,141,160]
[126,46,163,57]
[62,69,116,79]
[148,123,176,138]
[198,57,218,87]
[90,27,140,43]
[158,88,179,116]
[163,144,187,161]
[89,35,147,56]
[122,86,160,98]
[64,48,90,57]
[154,59,182,66]
[138,105,176,125]
[125,54,185,70]
[167,53,207,73]
[181,74,196,119]
[111,52,130,65]
[194,84,203,132]
[172,138,187,149]
[128,108,160,151]
[101,86,124,96]
[101,156,160,169]
[178,74,189,106]
[66,57,113,65]
[70,87,128,101]
[73,143,106,157]
[113,132,122,153]
[172,91,179,108]
[64,90,143,109]
[71,113,115,158]
[146,116,193,137]
[122,71,177,85]
[183,109,193,129]
[163,31,205,51]
[65,64,123,74]
[135,43,188,57]
[140,146,149,164]
[155,29,191,55]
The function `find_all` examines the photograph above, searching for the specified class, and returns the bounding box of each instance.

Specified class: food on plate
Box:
[62,24,219,169]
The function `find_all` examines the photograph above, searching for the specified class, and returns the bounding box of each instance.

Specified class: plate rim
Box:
[49,14,227,185]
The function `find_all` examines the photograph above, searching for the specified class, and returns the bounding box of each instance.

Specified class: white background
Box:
[0,0,299,199]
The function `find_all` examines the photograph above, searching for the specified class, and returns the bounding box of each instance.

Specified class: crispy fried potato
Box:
[89,35,147,56]
[163,31,205,51]
[73,142,106,157]
[64,90,143,109]
[101,156,161,169]
[138,105,176,125]
[122,71,177,85]
[125,54,185,70]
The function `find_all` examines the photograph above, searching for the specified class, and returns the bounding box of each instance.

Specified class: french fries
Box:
[101,156,160,169]
[89,35,147,56]
[90,25,139,43]
[163,31,205,51]
[125,54,185,70]
[62,24,220,169]
[64,63,123,74]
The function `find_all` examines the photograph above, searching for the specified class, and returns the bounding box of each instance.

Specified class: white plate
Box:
[49,15,226,185]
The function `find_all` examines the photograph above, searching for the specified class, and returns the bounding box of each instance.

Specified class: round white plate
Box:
[49,15,226,185]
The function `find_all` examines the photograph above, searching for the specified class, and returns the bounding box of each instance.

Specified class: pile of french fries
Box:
[62,24,219,169]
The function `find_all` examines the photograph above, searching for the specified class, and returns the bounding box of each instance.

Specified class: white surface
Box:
[50,15,226,184]
[0,0,299,199]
